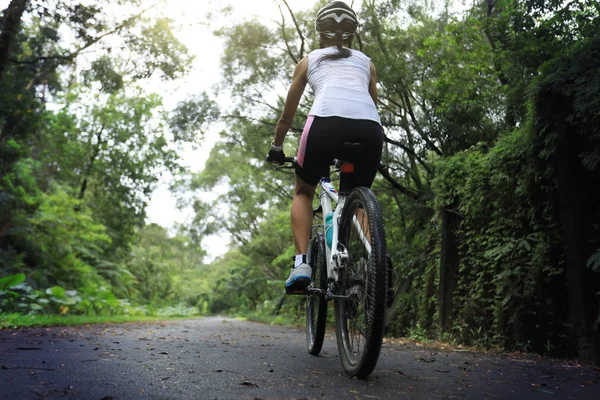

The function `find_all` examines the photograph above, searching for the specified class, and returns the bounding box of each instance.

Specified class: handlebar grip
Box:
[266,153,297,167]
[277,157,297,169]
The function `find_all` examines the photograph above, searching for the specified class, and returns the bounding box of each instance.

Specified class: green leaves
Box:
[47,286,66,298]
[0,273,26,291]
[84,56,124,94]
[169,93,220,144]
[127,18,193,80]
[217,20,288,95]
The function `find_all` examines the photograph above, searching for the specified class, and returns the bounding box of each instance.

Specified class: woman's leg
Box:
[291,176,316,254]
[285,176,316,293]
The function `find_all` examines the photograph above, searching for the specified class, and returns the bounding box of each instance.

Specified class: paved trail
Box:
[0,317,598,399]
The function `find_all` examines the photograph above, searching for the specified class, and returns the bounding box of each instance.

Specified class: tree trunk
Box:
[77,127,104,203]
[439,208,460,333]
[556,109,600,365]
[0,0,29,81]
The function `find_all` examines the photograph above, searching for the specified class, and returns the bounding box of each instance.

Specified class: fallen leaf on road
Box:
[533,388,555,395]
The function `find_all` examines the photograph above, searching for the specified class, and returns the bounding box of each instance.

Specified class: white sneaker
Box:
[285,263,312,294]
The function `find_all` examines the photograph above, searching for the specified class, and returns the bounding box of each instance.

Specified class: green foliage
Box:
[0,273,25,291]
[156,304,202,318]
[83,56,124,94]
[29,184,112,288]
[0,272,202,318]
[169,93,220,144]
[127,18,193,80]
[0,0,208,320]
[0,275,81,315]
[123,224,207,307]
[429,128,565,351]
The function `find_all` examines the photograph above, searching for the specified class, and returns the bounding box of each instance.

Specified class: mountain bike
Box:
[278,142,388,379]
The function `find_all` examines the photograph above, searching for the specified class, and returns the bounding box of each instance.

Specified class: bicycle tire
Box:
[334,186,387,378]
[306,232,328,355]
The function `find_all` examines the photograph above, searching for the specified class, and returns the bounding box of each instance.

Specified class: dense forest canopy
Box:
[1,0,599,364]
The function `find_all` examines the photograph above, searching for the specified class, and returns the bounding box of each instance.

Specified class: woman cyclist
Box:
[267,1,383,294]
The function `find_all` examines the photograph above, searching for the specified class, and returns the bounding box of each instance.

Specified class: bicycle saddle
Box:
[336,142,364,163]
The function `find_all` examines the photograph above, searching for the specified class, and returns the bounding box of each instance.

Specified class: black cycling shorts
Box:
[295,116,384,187]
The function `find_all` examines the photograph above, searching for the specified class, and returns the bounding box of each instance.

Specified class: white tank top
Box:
[307,47,381,125]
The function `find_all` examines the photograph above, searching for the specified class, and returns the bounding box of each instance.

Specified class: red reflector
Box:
[341,163,354,173]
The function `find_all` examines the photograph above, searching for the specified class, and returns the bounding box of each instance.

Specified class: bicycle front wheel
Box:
[306,232,328,355]
[334,186,387,378]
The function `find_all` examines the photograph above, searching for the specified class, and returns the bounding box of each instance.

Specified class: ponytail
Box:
[318,30,352,64]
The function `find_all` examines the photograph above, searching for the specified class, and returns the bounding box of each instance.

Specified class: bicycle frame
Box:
[313,177,372,284]
[277,156,372,289]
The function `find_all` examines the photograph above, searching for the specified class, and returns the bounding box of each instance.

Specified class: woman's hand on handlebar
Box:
[266,142,286,165]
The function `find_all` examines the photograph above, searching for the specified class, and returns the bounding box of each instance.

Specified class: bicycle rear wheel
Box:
[334,187,387,378]
[306,232,328,355]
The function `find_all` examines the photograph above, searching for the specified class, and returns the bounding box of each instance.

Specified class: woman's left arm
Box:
[273,57,309,146]
[369,62,378,106]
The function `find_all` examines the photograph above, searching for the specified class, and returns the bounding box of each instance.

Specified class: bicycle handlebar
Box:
[276,157,297,170]
[268,155,391,174]
[265,154,297,169]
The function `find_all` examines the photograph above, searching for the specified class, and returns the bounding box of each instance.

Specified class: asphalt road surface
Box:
[0,317,598,399]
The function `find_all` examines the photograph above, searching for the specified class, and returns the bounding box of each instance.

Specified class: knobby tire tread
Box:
[306,232,328,355]
[334,186,387,378]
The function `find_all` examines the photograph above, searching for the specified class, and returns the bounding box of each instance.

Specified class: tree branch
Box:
[399,90,443,156]
[280,0,305,59]
[263,180,293,202]
[378,164,419,200]
[246,90,280,113]
[275,2,299,64]
[19,3,158,90]
[383,134,432,174]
